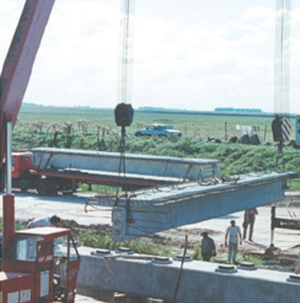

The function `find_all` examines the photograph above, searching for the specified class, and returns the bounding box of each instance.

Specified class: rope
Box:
[115,0,135,207]
[172,235,188,303]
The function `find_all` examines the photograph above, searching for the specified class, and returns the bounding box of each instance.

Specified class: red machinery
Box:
[1,215,81,303]
[0,1,81,302]
[7,150,182,195]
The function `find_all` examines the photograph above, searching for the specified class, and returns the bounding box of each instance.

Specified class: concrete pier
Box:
[77,247,300,303]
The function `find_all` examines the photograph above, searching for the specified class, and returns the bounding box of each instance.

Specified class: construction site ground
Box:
[2,190,300,302]
[2,190,300,256]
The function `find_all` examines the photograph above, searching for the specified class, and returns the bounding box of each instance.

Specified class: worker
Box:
[242,208,258,241]
[271,114,283,142]
[27,215,61,228]
[201,231,216,261]
[225,220,242,264]
[27,215,62,297]
[53,273,62,299]
[263,244,278,261]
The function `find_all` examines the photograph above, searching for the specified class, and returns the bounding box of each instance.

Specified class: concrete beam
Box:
[31,148,220,181]
[77,247,300,303]
[108,172,296,241]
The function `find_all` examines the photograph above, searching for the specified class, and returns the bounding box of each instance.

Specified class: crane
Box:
[0,1,81,302]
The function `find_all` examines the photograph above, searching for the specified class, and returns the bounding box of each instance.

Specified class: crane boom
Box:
[0,0,55,168]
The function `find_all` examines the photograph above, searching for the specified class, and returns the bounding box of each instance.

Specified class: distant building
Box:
[214,107,262,113]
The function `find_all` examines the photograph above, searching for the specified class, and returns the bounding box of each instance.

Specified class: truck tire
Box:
[37,179,49,195]
[47,180,58,195]
[20,187,28,193]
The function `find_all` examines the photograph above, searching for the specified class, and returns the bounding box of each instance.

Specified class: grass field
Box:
[18,106,281,142]
[14,106,300,190]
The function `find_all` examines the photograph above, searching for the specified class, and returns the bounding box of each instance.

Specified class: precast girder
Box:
[108,172,296,241]
[31,148,220,181]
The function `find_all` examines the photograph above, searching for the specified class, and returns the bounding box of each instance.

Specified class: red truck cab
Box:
[1,227,80,303]
[12,152,34,179]
[0,152,33,191]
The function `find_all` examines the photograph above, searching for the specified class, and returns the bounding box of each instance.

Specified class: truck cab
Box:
[1,227,80,303]
[12,152,34,179]
[11,152,37,192]
[0,152,36,192]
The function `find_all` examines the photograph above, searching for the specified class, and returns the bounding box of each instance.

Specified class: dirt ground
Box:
[56,193,300,271]
[7,191,300,271]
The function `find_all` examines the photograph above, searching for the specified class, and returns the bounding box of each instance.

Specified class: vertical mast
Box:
[118,0,135,105]
[274,0,291,116]
[2,122,15,268]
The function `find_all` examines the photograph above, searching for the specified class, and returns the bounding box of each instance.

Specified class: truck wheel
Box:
[48,181,58,195]
[20,187,28,193]
[37,180,49,195]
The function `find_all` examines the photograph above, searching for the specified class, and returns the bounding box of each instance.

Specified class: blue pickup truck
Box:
[134,124,182,137]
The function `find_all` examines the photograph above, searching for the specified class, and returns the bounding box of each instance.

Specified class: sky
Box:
[1,0,300,114]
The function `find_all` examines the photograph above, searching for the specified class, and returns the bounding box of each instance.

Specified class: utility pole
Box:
[224,121,228,141]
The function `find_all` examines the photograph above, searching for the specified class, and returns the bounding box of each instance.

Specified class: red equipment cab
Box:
[12,152,34,179]
[1,227,80,303]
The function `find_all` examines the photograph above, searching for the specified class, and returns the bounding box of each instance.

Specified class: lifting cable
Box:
[274,0,291,115]
[114,0,135,209]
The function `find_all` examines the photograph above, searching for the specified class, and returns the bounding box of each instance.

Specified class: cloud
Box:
[1,1,300,113]
[24,0,121,106]
[0,2,23,56]
[132,5,275,110]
